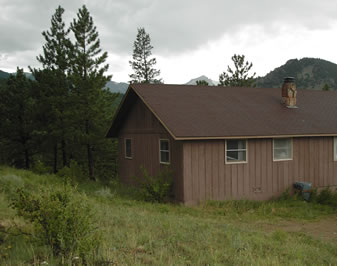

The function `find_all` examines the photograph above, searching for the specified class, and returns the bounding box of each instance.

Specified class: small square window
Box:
[273,138,292,161]
[160,139,170,164]
[125,138,132,159]
[225,139,247,164]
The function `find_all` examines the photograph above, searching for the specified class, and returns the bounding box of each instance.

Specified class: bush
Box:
[10,184,100,262]
[137,166,173,203]
[57,160,86,184]
[313,188,337,207]
[32,160,52,175]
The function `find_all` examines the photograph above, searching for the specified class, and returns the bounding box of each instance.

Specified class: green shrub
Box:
[137,166,173,203]
[10,184,100,262]
[57,160,86,184]
[314,188,337,207]
[32,160,52,175]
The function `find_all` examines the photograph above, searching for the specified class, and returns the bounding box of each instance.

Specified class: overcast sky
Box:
[1,0,337,83]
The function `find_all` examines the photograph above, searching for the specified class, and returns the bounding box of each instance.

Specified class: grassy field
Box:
[0,166,336,265]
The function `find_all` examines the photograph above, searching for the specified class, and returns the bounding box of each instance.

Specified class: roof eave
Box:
[174,133,337,140]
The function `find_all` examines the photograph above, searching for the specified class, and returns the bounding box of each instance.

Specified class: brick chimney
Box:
[281,77,297,108]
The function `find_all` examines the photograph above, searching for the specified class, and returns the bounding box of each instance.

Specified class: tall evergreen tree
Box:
[31,5,72,172]
[322,83,331,91]
[219,54,256,87]
[0,68,36,168]
[70,5,112,180]
[129,27,162,83]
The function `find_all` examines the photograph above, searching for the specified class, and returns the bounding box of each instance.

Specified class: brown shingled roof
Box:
[107,83,337,139]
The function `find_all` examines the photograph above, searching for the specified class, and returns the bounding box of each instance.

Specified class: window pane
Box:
[274,148,290,160]
[160,151,169,163]
[274,138,291,149]
[227,140,246,150]
[227,151,238,161]
[160,140,169,151]
[227,151,246,162]
[125,139,132,158]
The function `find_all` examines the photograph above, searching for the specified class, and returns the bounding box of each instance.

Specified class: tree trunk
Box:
[85,120,95,181]
[24,148,30,169]
[53,143,58,173]
[87,143,95,181]
[61,139,67,167]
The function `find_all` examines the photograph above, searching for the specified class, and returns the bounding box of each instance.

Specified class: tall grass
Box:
[0,166,336,265]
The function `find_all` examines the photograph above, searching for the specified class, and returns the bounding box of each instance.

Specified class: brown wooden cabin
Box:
[106,79,337,205]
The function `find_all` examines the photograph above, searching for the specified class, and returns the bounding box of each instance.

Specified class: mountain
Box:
[0,70,10,79]
[185,75,218,86]
[0,70,34,80]
[105,81,129,93]
[0,69,129,92]
[256,58,337,90]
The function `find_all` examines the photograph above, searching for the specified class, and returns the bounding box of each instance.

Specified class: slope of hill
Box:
[185,75,218,85]
[105,80,129,93]
[256,58,337,90]
[0,70,10,79]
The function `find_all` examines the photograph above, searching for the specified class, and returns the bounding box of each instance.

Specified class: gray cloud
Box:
[1,0,337,69]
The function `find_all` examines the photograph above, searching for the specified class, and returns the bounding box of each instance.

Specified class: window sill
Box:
[273,158,292,162]
[225,161,248,165]
[160,162,170,165]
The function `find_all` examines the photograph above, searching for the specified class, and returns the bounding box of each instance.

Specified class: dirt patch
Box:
[261,214,337,243]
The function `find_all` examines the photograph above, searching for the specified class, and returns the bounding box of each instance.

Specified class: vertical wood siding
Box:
[182,137,337,204]
[118,98,183,201]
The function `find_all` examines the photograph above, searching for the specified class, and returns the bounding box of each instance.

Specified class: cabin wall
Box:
[118,98,183,201]
[182,137,337,204]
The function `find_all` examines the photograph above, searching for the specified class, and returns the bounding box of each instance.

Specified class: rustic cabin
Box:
[106,78,337,205]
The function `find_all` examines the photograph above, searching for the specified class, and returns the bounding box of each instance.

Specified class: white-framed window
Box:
[225,139,247,164]
[333,137,337,161]
[159,139,170,164]
[273,138,292,161]
[124,138,132,159]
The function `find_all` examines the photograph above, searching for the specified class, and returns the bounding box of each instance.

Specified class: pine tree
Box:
[196,80,209,86]
[219,54,256,87]
[31,5,72,172]
[0,68,36,168]
[322,83,331,91]
[70,5,112,180]
[129,27,162,83]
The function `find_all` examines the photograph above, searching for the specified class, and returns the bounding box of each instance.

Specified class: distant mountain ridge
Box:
[256,58,337,90]
[0,69,128,92]
[2,58,337,91]
[105,81,129,93]
[0,70,10,79]
[185,75,218,86]
[0,70,34,80]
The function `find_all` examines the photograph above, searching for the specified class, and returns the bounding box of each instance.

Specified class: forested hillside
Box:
[256,58,337,90]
